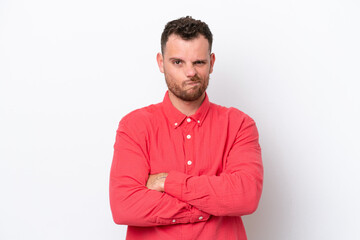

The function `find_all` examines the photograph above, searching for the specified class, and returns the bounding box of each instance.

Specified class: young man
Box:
[110,16,263,240]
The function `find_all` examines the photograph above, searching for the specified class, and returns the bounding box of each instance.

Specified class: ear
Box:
[156,52,164,73]
[209,53,215,74]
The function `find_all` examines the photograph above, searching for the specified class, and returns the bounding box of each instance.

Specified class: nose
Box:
[184,64,196,78]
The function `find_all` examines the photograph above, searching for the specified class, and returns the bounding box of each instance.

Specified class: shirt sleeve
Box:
[109,119,210,227]
[164,116,263,217]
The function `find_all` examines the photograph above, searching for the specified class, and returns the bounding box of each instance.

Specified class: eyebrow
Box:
[168,57,208,63]
[168,57,183,61]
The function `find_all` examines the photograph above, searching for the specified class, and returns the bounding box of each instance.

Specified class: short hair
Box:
[161,16,213,54]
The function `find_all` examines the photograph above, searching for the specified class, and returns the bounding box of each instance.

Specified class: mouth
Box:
[184,80,200,86]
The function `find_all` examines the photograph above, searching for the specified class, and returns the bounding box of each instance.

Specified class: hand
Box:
[146,173,168,192]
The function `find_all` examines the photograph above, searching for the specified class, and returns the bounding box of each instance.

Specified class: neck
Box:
[168,91,205,116]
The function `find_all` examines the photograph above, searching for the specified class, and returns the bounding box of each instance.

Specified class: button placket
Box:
[183,119,195,174]
[185,133,192,172]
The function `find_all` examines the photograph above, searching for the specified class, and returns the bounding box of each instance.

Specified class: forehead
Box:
[164,34,210,58]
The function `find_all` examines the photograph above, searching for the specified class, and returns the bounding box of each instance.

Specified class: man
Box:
[110,16,263,240]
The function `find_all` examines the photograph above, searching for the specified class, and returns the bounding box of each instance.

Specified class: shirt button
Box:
[197,120,200,124]
[186,134,191,139]
[174,123,178,126]
[187,160,192,165]
[187,118,191,123]
[199,216,203,220]
[172,219,176,223]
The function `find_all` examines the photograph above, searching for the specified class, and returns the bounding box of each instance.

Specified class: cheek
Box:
[167,67,184,79]
[165,71,179,84]
[197,68,210,78]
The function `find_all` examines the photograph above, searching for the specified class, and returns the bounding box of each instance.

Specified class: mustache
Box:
[190,75,200,81]
[183,76,201,86]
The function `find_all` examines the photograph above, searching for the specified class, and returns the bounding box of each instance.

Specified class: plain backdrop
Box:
[1,0,359,239]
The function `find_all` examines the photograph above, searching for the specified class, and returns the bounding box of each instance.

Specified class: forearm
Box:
[164,169,263,216]
[110,134,210,227]
[110,179,209,226]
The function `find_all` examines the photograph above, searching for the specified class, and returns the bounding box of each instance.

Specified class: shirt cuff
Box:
[150,207,210,225]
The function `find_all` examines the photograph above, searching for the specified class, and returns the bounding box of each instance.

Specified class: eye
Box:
[173,60,182,65]
[194,61,206,65]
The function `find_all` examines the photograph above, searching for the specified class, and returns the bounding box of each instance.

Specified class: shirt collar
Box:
[162,91,211,129]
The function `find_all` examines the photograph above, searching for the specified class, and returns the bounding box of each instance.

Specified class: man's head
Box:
[157,16,215,102]
[161,16,213,55]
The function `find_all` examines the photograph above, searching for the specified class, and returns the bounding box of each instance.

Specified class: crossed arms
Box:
[109,116,263,227]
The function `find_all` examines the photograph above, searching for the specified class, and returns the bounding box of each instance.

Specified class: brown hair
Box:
[161,16,213,54]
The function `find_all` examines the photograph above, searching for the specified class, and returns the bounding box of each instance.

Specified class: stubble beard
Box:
[165,74,209,102]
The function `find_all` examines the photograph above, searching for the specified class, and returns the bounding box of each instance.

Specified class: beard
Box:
[165,74,209,102]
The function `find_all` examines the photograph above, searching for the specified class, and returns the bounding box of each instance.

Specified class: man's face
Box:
[157,34,215,102]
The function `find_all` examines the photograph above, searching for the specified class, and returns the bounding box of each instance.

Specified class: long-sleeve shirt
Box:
[109,91,263,240]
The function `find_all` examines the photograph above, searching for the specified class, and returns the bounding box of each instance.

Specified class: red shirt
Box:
[110,91,263,240]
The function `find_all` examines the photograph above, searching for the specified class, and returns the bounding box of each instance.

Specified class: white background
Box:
[1,0,359,239]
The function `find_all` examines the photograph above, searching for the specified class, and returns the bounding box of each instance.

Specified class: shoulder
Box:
[209,102,255,125]
[121,103,160,123]
[118,103,162,133]
[211,103,260,143]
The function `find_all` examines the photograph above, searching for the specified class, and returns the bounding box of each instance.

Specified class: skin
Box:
[157,34,215,116]
[146,173,168,192]
[146,34,215,192]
